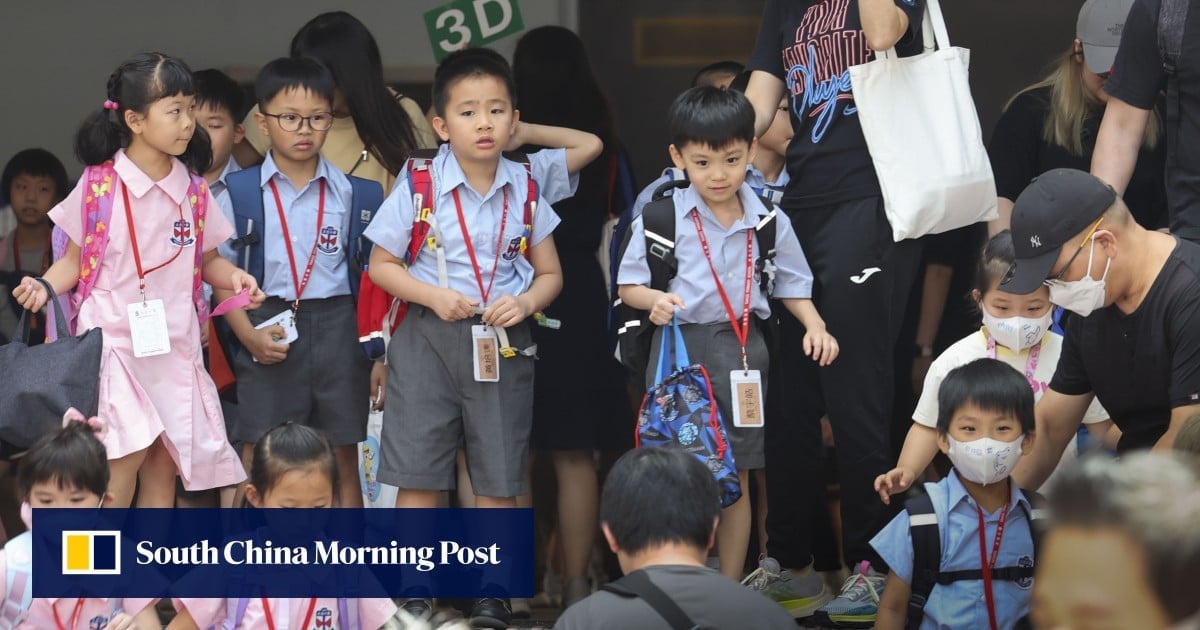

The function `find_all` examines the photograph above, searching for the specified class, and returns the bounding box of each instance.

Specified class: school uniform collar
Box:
[113,149,190,205]
[674,183,762,232]
[214,157,242,189]
[434,143,518,203]
[748,163,788,188]
[946,469,1032,515]
[259,152,350,200]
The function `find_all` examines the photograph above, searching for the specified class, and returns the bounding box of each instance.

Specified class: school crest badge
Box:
[314,607,334,628]
[171,218,195,247]
[501,235,523,261]
[318,225,340,254]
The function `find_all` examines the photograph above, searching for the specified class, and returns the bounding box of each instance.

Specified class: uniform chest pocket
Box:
[316,207,348,261]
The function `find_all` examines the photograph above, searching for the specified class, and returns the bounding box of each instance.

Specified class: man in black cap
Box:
[1003,168,1200,489]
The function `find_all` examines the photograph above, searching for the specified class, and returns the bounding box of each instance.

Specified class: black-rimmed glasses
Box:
[262,111,334,132]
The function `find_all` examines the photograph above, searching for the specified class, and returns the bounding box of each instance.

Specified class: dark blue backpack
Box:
[636,317,741,508]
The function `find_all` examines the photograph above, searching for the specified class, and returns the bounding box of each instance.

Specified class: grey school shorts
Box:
[646,321,769,470]
[232,296,370,447]
[377,304,534,498]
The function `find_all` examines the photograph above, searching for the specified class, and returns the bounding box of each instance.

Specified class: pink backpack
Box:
[50,161,210,334]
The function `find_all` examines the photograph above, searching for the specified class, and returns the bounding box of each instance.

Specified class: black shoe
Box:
[468,597,511,629]
[397,597,433,620]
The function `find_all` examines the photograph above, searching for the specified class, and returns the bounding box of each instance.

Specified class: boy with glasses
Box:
[216,57,382,507]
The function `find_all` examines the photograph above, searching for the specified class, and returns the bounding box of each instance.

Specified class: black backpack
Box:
[610,179,778,377]
[903,489,1045,630]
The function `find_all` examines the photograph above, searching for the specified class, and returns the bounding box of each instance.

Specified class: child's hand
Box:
[429,287,479,322]
[11,276,48,312]
[199,320,210,349]
[243,325,289,365]
[803,327,839,366]
[482,294,530,328]
[370,362,387,411]
[874,467,915,505]
[105,612,136,630]
[504,122,527,151]
[649,292,686,326]
[230,270,266,309]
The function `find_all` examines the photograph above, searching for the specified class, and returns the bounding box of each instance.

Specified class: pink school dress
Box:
[178,596,398,629]
[47,150,245,490]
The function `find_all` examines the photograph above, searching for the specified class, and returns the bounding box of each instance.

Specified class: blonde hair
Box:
[1005,48,1161,156]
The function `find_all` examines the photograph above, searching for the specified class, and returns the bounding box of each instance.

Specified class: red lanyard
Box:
[52,597,85,630]
[453,187,509,306]
[269,179,326,312]
[262,597,317,630]
[976,493,1011,630]
[985,336,1041,390]
[691,210,754,370]
[11,233,51,274]
[122,182,184,300]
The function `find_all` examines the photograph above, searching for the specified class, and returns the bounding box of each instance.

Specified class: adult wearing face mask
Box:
[1003,168,1200,490]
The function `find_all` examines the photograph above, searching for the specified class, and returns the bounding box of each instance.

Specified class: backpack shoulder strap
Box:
[660,166,687,183]
[404,154,437,268]
[600,569,698,630]
[905,492,941,630]
[0,532,34,629]
[75,162,118,305]
[1021,488,1046,556]
[512,153,538,262]
[345,174,384,297]
[642,196,678,292]
[752,199,779,293]
[186,174,210,322]
[651,178,689,203]
[225,166,265,284]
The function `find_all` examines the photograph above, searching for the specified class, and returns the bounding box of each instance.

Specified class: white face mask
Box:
[947,435,1024,486]
[981,308,1053,351]
[1046,238,1111,317]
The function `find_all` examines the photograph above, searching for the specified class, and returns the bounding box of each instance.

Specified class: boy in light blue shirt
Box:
[217,58,381,509]
[617,86,837,583]
[628,71,791,220]
[870,358,1039,630]
[364,47,600,627]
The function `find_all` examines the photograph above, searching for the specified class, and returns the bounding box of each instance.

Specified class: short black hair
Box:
[193,68,246,121]
[936,358,1036,434]
[3,148,69,203]
[255,57,336,110]
[600,448,719,555]
[691,60,744,88]
[667,86,755,150]
[18,422,110,499]
[727,70,752,94]
[432,47,516,117]
[249,423,338,503]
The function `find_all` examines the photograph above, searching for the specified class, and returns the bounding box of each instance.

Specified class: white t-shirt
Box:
[914,330,1110,485]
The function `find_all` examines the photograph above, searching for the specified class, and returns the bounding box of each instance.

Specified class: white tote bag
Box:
[849,0,997,241]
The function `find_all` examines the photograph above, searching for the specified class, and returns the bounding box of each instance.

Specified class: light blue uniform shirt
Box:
[617,183,813,324]
[364,145,562,303]
[870,471,1036,630]
[259,152,354,301]
[630,164,789,220]
[209,157,243,265]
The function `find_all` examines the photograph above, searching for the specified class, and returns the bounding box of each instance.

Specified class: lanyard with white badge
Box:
[692,209,764,428]
[257,179,326,345]
[123,182,185,358]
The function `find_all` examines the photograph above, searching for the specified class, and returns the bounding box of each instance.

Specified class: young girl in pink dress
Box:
[11,52,264,508]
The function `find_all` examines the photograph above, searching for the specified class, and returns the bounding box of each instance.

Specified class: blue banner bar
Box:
[33,508,534,598]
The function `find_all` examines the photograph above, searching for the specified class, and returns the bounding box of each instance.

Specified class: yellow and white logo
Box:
[62,531,121,575]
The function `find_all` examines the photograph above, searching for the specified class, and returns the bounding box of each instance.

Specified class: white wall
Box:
[0,0,576,179]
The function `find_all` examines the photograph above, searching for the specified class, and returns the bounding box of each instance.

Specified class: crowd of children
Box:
[2,4,1199,629]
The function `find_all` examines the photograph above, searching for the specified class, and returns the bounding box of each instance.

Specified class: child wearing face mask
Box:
[876,231,1113,504]
[7,409,162,628]
[872,358,1041,630]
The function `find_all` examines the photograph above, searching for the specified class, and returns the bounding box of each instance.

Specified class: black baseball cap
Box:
[1003,168,1117,294]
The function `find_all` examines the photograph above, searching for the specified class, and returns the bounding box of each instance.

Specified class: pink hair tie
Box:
[62,407,108,441]
[103,100,119,111]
